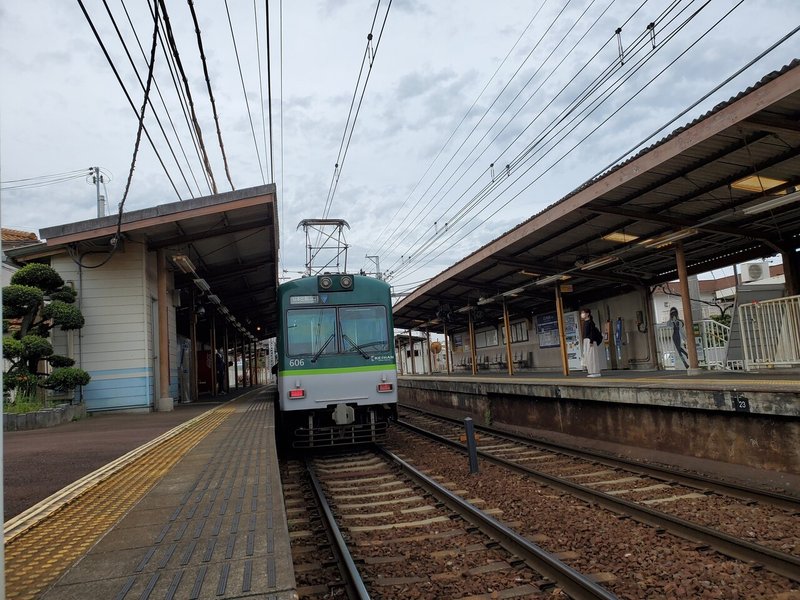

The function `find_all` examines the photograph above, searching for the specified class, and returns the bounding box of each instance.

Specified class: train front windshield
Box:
[286,305,390,356]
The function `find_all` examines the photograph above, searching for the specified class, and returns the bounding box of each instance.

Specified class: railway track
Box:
[284,449,619,599]
[394,407,800,588]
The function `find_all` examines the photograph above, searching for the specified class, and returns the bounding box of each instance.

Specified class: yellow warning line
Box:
[4,402,237,600]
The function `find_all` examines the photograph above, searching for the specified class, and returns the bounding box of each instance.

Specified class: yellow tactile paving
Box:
[5,404,236,600]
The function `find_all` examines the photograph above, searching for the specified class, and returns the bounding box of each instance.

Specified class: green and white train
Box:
[275,273,398,448]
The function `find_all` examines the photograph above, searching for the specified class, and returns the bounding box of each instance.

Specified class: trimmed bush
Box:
[42,368,91,391]
[10,263,64,293]
[42,301,85,330]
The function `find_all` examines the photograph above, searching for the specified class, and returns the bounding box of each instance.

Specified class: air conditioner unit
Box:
[740,261,769,283]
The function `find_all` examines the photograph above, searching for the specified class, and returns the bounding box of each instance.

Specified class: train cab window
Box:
[286,308,337,356]
[339,305,390,354]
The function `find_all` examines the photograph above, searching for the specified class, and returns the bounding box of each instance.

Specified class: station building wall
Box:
[51,244,177,412]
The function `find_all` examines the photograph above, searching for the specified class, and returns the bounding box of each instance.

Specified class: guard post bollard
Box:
[464,417,479,474]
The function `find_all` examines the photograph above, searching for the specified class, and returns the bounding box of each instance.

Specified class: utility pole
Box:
[91,166,106,218]
[365,255,382,280]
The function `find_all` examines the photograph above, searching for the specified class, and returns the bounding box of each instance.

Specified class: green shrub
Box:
[42,301,85,330]
[10,263,64,293]
[3,337,24,359]
[49,285,77,303]
[2,285,43,318]
[48,355,76,368]
[21,335,53,360]
[42,367,91,391]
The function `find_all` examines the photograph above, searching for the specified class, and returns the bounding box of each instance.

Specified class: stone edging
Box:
[3,403,87,431]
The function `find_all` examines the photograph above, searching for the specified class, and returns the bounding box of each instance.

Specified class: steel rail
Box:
[399,404,800,511]
[377,446,619,600]
[305,458,371,600]
[396,419,800,583]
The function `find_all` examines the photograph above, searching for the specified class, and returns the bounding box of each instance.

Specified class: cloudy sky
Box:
[1,0,798,292]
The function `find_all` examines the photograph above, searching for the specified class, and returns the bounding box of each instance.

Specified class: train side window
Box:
[286,308,337,356]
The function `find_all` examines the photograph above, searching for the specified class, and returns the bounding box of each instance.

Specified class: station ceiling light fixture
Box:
[477,296,495,305]
[502,286,526,297]
[641,228,698,249]
[172,254,196,275]
[535,273,571,286]
[207,294,221,305]
[731,174,787,193]
[602,231,638,244]
[742,189,800,215]
[193,278,211,292]
[580,255,619,270]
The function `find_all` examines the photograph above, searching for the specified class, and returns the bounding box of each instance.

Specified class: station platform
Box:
[398,368,800,477]
[4,386,297,600]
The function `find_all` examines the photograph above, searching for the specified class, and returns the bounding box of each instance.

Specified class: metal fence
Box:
[656,319,732,371]
[739,294,800,370]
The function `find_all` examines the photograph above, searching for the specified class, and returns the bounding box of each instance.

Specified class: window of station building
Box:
[501,321,529,344]
[475,328,498,349]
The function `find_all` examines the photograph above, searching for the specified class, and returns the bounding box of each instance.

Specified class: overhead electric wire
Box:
[319,0,392,222]
[384,0,706,280]
[265,0,276,183]
[76,0,182,201]
[223,0,266,183]
[363,2,546,268]
[388,0,743,285]
[101,0,195,198]
[158,0,219,194]
[254,0,269,180]
[119,0,204,197]
[388,0,703,280]
[279,0,285,269]
[187,0,236,191]
[376,0,612,267]
[1,168,93,190]
[71,0,160,269]
[150,5,212,195]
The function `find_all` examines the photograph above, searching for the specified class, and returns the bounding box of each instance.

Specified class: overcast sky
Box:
[1,0,798,291]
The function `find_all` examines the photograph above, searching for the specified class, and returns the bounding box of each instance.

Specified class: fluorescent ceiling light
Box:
[731,174,787,193]
[518,270,539,277]
[193,278,211,292]
[742,189,800,215]
[220,306,230,315]
[172,254,196,274]
[207,294,220,305]
[580,255,619,270]
[641,228,698,249]
[456,306,472,313]
[602,232,638,243]
[535,274,570,286]
[477,296,495,305]
[502,287,526,297]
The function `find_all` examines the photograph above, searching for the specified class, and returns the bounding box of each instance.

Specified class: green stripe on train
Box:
[279,364,396,376]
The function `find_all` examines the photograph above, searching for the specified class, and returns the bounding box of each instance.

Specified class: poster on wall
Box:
[564,310,583,370]
[535,312,560,348]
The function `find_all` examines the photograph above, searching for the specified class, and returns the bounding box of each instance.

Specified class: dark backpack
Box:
[590,323,603,345]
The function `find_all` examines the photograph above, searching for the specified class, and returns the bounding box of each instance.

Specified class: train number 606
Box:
[288,359,305,367]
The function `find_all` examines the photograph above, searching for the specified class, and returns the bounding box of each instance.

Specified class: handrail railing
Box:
[739,294,800,370]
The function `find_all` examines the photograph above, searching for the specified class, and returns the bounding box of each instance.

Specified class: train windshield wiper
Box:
[342,334,371,359]
[311,334,335,363]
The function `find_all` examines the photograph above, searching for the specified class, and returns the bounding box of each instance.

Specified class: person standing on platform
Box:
[581,308,603,378]
[216,350,227,395]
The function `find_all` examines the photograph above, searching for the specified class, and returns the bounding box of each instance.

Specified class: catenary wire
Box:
[266,0,276,183]
[158,0,219,194]
[120,0,205,197]
[76,0,181,201]
[390,1,748,285]
[390,3,720,282]
[187,0,236,190]
[363,2,547,268]
[71,0,160,269]
[101,0,195,198]
[254,0,269,179]
[223,0,266,183]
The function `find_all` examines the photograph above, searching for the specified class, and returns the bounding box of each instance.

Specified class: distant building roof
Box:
[2,228,39,243]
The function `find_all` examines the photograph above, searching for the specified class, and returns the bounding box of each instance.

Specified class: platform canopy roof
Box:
[393,61,800,333]
[9,185,279,339]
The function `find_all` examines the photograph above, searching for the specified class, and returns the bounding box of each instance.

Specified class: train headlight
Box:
[377,383,393,393]
[318,275,333,290]
[340,275,353,289]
